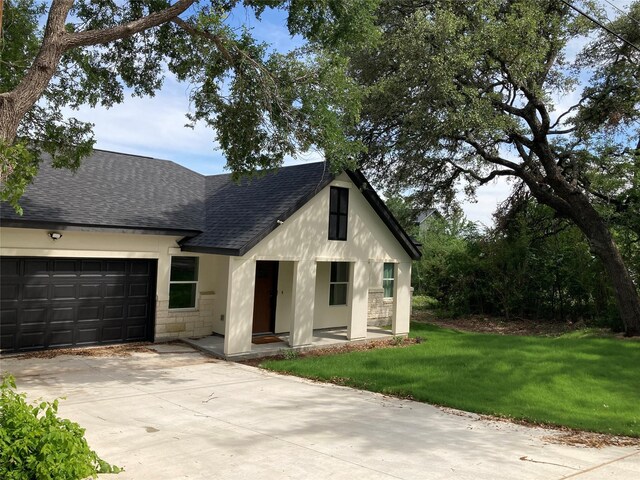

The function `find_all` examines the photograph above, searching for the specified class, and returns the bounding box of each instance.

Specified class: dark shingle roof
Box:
[181,162,333,255]
[1,150,420,259]
[1,150,204,234]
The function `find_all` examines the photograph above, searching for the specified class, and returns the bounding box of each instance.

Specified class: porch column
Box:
[289,259,316,347]
[224,257,256,356]
[347,260,368,340]
[392,262,412,336]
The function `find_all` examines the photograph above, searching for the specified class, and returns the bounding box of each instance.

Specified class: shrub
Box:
[0,375,120,479]
[412,295,439,310]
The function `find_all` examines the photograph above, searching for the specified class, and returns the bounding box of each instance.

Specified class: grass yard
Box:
[262,323,640,437]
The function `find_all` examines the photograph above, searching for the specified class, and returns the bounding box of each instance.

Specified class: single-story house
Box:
[0,150,421,357]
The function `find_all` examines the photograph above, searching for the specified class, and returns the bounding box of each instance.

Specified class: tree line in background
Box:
[389,195,639,331]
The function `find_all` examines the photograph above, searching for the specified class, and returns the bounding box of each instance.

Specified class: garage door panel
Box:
[52,259,78,275]
[22,284,50,300]
[105,283,126,298]
[129,282,149,297]
[80,260,103,274]
[130,262,150,275]
[126,325,147,340]
[51,306,75,321]
[79,283,103,298]
[20,307,48,325]
[78,305,101,320]
[128,304,148,318]
[24,259,50,276]
[106,261,126,274]
[1,283,19,299]
[0,307,17,326]
[19,332,46,350]
[102,325,126,341]
[48,330,74,347]
[52,284,78,300]
[1,257,156,353]
[1,258,20,276]
[104,304,124,319]
[76,328,100,344]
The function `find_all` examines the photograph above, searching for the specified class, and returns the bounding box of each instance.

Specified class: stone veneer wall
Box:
[155,293,216,341]
[367,288,394,326]
[367,287,414,327]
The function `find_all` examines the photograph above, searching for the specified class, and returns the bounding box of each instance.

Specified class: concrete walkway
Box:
[1,344,638,479]
[184,326,396,359]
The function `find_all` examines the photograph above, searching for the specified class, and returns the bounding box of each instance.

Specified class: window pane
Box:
[329,187,339,214]
[383,279,394,298]
[170,257,198,281]
[328,213,338,239]
[330,284,348,305]
[330,262,349,282]
[337,215,347,240]
[338,188,349,214]
[169,283,197,309]
[383,263,395,280]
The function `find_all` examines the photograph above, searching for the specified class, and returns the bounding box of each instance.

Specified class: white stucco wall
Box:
[241,173,412,334]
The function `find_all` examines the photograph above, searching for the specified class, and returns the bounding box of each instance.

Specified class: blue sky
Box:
[64,1,633,227]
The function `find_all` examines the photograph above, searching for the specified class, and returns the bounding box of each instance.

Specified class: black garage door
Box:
[1,257,156,353]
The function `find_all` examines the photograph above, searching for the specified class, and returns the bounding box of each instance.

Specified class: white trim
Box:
[383,262,395,299]
[252,255,301,261]
[316,256,358,262]
[328,261,350,306]
[168,256,199,310]
[330,180,352,189]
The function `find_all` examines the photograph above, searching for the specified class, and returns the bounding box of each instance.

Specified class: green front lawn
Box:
[262,323,640,437]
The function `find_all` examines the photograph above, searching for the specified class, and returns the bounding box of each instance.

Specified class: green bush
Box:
[0,375,120,480]
[412,295,439,310]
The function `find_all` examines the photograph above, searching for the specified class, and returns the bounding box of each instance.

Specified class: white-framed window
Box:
[329,262,349,306]
[383,263,395,298]
[169,256,199,309]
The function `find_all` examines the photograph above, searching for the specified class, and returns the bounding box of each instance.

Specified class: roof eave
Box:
[345,170,422,260]
[0,219,202,238]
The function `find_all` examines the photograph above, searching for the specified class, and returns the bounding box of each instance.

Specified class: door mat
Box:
[252,335,284,345]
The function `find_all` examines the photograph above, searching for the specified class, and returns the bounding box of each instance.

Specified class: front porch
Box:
[183,326,398,360]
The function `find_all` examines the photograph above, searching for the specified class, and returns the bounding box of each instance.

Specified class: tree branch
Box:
[64,0,196,49]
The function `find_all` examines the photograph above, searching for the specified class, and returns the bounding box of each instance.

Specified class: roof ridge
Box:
[204,160,328,179]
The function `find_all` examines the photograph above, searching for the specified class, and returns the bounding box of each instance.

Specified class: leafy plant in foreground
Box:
[0,375,120,480]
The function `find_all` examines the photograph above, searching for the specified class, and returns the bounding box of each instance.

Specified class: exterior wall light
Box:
[48,232,63,240]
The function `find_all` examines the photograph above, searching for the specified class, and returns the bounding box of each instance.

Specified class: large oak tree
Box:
[0,0,374,210]
[352,0,640,334]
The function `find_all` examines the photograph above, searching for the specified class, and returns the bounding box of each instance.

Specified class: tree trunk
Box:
[568,196,640,336]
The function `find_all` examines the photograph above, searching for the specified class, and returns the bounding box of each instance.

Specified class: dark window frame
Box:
[328,187,349,241]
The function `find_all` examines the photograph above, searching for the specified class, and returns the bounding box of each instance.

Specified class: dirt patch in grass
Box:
[541,430,640,448]
[12,343,157,359]
[412,310,597,336]
[438,406,640,447]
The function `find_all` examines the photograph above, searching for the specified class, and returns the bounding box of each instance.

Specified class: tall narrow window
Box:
[383,263,395,298]
[328,187,349,240]
[329,262,349,306]
[169,257,199,309]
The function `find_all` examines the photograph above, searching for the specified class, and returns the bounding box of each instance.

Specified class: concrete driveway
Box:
[1,344,638,480]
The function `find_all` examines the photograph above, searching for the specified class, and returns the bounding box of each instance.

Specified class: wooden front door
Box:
[252,261,279,334]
